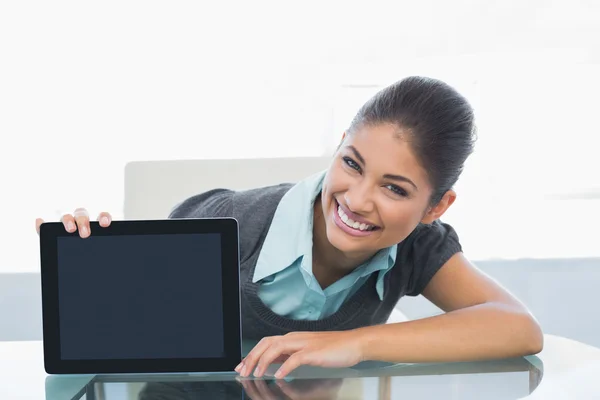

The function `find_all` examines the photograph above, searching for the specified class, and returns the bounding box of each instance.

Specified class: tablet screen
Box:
[56,233,225,361]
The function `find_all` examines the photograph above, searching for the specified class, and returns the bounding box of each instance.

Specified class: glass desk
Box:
[86,355,541,399]
[2,334,600,399]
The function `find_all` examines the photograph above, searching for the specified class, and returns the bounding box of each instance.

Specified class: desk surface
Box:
[2,334,600,399]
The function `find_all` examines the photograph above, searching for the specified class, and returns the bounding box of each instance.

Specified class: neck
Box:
[311,193,376,288]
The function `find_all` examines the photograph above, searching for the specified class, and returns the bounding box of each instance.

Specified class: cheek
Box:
[321,172,340,199]
[379,203,423,236]
[323,166,352,193]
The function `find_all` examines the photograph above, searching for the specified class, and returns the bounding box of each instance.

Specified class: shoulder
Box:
[168,188,235,219]
[397,220,462,296]
[411,220,461,252]
[168,183,294,263]
[233,183,294,211]
[168,183,294,220]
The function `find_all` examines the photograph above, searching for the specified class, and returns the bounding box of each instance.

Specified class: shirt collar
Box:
[252,169,398,300]
[373,246,397,300]
[252,169,326,283]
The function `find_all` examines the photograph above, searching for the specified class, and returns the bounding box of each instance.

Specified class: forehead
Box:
[345,124,431,189]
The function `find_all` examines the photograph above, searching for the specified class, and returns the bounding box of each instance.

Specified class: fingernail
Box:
[101,217,109,226]
[240,365,247,376]
[274,369,283,379]
[235,363,242,372]
[67,222,75,232]
[81,226,88,236]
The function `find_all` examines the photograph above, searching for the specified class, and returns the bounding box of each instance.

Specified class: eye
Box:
[343,156,361,172]
[386,184,408,197]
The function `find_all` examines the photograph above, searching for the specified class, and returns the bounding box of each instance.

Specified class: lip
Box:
[332,204,376,237]
[332,199,380,238]
[335,199,378,227]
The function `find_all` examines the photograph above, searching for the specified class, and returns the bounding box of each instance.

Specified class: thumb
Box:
[36,218,45,235]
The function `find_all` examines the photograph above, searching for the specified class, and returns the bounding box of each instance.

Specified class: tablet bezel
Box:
[39,218,241,374]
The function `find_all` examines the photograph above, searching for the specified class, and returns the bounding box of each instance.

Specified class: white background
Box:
[1,0,599,272]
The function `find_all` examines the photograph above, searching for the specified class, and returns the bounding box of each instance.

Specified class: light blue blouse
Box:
[253,170,397,320]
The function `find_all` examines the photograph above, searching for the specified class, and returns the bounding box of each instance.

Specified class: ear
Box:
[421,189,457,224]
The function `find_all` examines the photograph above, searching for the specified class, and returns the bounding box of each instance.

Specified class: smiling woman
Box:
[43,76,543,379]
[170,76,542,378]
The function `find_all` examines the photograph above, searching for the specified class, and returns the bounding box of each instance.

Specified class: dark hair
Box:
[347,76,477,207]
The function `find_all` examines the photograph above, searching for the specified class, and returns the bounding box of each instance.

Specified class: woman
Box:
[35,76,543,379]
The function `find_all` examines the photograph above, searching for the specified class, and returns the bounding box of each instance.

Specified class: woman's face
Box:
[320,123,436,256]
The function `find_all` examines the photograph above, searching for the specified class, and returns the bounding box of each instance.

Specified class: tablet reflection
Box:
[87,356,542,399]
[95,379,343,400]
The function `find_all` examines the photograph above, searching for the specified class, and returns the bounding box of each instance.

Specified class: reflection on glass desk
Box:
[83,356,542,399]
[2,334,596,399]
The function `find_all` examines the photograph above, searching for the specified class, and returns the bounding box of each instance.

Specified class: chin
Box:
[326,225,358,253]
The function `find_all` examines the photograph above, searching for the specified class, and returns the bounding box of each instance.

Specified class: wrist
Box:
[350,326,378,362]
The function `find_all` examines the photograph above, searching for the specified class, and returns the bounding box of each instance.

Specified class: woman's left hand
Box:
[235,330,365,379]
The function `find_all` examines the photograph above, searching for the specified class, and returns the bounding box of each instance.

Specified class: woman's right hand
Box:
[35,208,113,238]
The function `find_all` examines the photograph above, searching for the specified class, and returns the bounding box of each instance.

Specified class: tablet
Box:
[39,218,241,375]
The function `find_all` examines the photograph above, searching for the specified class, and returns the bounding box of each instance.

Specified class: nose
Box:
[343,181,375,215]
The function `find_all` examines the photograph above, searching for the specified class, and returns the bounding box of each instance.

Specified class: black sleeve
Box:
[404,220,462,297]
[167,188,234,219]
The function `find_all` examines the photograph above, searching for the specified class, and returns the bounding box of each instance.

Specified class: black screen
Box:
[56,233,225,361]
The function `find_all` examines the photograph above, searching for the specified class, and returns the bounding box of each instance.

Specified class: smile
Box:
[332,200,380,237]
[337,205,376,231]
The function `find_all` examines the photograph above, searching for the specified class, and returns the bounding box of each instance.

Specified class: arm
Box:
[358,252,544,363]
[238,252,543,379]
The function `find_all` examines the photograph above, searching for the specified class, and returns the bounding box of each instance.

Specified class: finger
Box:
[274,352,308,379]
[254,341,303,378]
[35,218,45,235]
[272,354,290,364]
[73,208,91,238]
[236,355,287,373]
[254,379,278,400]
[97,212,112,228]
[235,359,244,373]
[239,355,288,375]
[240,337,280,377]
[60,214,77,233]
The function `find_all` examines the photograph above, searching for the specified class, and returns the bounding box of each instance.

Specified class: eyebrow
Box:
[348,145,419,191]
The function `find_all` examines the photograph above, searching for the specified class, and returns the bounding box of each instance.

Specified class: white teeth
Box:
[337,205,374,231]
